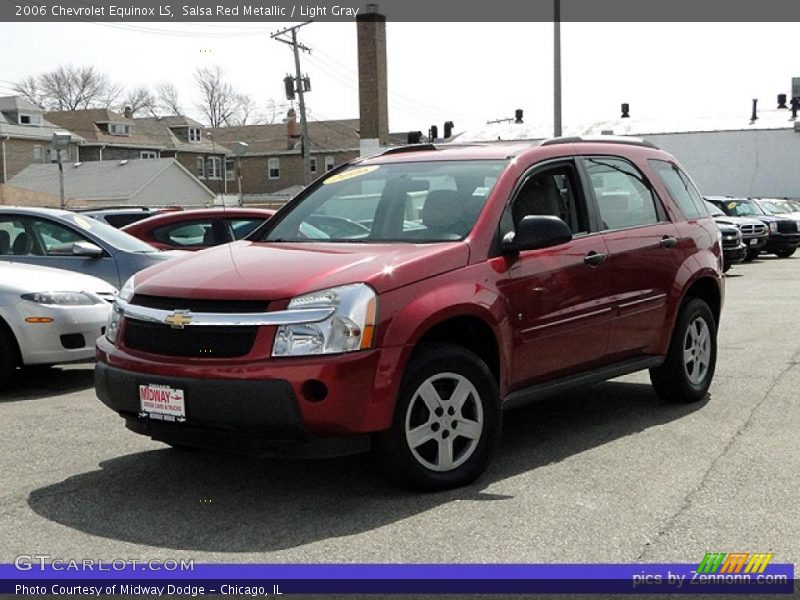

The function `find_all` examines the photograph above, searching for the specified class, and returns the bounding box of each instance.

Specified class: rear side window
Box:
[153,221,214,247]
[584,157,661,230]
[650,160,708,220]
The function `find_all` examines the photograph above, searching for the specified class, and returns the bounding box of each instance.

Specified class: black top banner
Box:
[3,0,800,22]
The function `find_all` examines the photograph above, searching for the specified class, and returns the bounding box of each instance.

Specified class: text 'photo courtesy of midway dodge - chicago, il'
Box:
[95,137,724,491]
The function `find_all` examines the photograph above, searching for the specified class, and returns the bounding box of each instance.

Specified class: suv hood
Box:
[712,215,765,228]
[132,241,470,300]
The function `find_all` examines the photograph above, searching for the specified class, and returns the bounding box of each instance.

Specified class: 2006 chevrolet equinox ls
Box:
[96,137,724,490]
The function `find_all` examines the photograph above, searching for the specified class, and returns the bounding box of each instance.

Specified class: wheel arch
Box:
[0,315,22,367]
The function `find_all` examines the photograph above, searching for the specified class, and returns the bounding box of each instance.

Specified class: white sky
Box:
[0,21,797,134]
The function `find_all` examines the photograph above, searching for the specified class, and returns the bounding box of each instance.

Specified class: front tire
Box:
[374,344,501,491]
[775,248,795,258]
[0,328,19,388]
[650,298,717,404]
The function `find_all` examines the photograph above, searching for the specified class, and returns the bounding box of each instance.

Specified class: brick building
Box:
[208,110,361,199]
[0,96,83,183]
[45,109,230,194]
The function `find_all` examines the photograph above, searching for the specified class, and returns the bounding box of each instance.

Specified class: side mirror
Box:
[502,215,572,253]
[72,241,104,258]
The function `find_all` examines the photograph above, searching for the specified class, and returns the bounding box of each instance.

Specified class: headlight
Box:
[119,276,135,302]
[105,304,123,344]
[769,222,778,233]
[21,292,99,305]
[272,283,377,357]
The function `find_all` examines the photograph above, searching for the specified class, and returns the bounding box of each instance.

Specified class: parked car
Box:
[752,198,800,222]
[703,199,768,261]
[0,262,115,386]
[706,197,800,258]
[96,137,723,490]
[717,223,745,273]
[0,207,186,288]
[77,206,180,229]
[121,208,275,251]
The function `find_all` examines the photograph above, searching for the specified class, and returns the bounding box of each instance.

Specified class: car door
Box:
[581,155,682,359]
[498,160,614,388]
[0,215,120,287]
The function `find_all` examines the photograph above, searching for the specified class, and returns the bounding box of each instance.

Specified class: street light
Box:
[51,131,71,209]
[232,141,249,207]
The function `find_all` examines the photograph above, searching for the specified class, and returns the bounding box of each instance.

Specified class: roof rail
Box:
[540,135,658,149]
[376,144,438,156]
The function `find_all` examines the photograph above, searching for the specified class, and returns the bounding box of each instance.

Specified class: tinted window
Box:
[650,160,707,220]
[585,157,661,230]
[104,213,151,228]
[154,221,215,247]
[30,219,90,256]
[227,218,267,240]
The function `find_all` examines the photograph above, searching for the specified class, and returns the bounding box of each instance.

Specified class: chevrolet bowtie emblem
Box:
[164,310,192,329]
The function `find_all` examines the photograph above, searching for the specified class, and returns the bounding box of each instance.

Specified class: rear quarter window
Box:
[650,160,708,220]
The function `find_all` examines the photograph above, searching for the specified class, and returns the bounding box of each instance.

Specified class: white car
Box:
[0,262,116,385]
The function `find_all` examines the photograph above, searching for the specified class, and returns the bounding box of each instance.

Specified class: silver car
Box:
[0,262,116,386]
[0,207,185,288]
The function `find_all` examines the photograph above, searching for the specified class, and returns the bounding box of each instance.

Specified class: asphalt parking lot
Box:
[1,256,799,569]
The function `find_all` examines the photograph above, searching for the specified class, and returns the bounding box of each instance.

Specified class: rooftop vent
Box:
[750,99,758,123]
[621,103,630,118]
[778,94,788,109]
[514,109,523,124]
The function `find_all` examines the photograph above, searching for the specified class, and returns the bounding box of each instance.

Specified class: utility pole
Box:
[272,22,313,185]
[553,0,562,137]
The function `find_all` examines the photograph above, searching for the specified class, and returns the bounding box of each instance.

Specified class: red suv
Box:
[95,138,723,490]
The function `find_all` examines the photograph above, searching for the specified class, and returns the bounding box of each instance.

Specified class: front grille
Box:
[740,224,767,236]
[131,295,268,313]
[123,320,258,358]
[776,220,799,234]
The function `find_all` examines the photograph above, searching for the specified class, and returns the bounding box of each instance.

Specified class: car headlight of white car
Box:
[20,292,101,305]
[272,283,377,357]
[106,276,135,344]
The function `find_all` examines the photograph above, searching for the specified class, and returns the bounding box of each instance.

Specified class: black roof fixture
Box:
[791,97,799,120]
[514,109,524,124]
[429,125,438,140]
[750,99,758,123]
[407,131,423,144]
[778,94,788,109]
[443,121,454,139]
[621,103,630,118]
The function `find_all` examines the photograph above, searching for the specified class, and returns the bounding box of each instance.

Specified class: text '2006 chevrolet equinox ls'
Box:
[96,137,724,490]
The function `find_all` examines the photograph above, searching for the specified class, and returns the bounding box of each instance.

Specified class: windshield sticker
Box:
[72,216,93,230]
[472,187,490,197]
[323,166,379,185]
[727,202,737,210]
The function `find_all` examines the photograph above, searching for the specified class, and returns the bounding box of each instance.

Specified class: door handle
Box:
[584,251,607,266]
[660,236,678,248]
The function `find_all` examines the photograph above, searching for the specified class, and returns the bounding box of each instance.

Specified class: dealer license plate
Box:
[139,384,186,422]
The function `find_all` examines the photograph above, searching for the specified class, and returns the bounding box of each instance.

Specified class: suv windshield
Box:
[720,200,764,217]
[260,160,507,243]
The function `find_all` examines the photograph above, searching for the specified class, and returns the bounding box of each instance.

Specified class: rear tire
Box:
[650,298,717,404]
[722,262,732,273]
[775,248,795,258]
[374,343,501,491]
[0,328,19,388]
[743,250,758,262]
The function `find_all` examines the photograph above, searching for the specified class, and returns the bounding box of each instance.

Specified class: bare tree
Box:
[155,82,182,116]
[12,76,44,107]
[15,65,122,111]
[194,66,251,127]
[123,85,157,117]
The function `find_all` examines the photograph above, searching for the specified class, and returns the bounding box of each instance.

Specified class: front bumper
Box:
[8,301,110,365]
[722,242,747,264]
[741,234,767,251]
[764,233,800,252]
[95,362,369,457]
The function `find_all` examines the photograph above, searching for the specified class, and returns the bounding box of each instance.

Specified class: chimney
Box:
[357,4,389,153]
[621,103,630,118]
[778,94,788,109]
[286,108,299,149]
[123,105,132,119]
[750,99,758,122]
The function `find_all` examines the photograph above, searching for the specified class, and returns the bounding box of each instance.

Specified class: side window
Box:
[226,218,265,240]
[509,164,588,235]
[153,221,215,247]
[0,219,29,255]
[649,160,708,220]
[584,157,661,230]
[30,219,89,256]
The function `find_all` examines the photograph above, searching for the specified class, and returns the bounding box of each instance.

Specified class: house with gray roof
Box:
[7,158,214,208]
[45,109,230,195]
[0,96,85,183]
